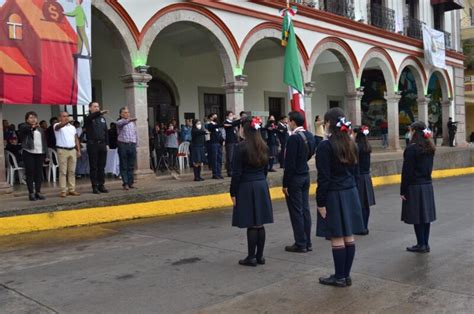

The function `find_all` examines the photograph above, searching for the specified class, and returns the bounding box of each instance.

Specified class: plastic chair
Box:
[5,150,25,185]
[177,142,190,171]
[47,148,59,182]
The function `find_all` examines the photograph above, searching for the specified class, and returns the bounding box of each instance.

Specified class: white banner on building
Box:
[422,24,446,69]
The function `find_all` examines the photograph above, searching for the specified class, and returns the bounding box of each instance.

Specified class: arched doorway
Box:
[147,75,177,128]
[427,74,444,141]
[361,68,387,138]
[398,68,419,135]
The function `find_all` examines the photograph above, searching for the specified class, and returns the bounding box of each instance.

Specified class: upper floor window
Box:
[7,14,23,40]
[405,0,419,19]
[433,5,444,30]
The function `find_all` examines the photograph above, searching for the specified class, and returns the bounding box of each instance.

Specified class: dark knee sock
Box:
[198,166,202,178]
[247,228,258,259]
[268,158,274,170]
[424,223,431,246]
[414,224,424,246]
[344,242,356,278]
[332,246,346,280]
[256,227,266,259]
[193,167,199,179]
[363,207,370,230]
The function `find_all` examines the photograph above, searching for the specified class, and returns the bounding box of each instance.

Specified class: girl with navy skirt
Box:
[191,120,207,181]
[231,117,274,267]
[354,126,376,235]
[401,121,436,253]
[316,108,365,287]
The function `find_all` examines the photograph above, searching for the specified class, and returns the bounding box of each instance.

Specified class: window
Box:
[61,105,87,126]
[7,14,23,40]
[268,97,284,119]
[433,5,444,30]
[470,8,474,26]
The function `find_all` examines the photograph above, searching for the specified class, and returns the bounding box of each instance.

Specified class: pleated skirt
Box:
[316,187,365,238]
[357,173,376,209]
[190,145,205,164]
[232,180,274,228]
[401,183,436,224]
[268,145,279,158]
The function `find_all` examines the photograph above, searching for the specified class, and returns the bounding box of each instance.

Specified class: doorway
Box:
[147,78,177,127]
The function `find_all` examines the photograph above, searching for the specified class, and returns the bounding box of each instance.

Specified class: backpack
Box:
[297,131,313,161]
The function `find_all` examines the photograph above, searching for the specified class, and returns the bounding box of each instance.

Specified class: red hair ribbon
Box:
[336,117,351,133]
[251,117,262,130]
[361,125,370,136]
[423,128,432,139]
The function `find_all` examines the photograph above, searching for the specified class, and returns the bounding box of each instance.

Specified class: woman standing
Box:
[314,115,325,149]
[153,123,166,171]
[19,111,48,201]
[401,121,436,253]
[165,123,179,170]
[265,115,279,172]
[316,108,364,287]
[191,120,207,181]
[231,117,273,267]
[354,126,375,235]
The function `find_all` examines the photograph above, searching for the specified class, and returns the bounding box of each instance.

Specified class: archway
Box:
[398,68,420,136]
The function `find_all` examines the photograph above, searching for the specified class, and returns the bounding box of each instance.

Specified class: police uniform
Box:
[84,111,108,192]
[356,143,376,231]
[283,128,315,250]
[316,140,364,238]
[400,144,436,225]
[224,119,241,176]
[231,142,273,228]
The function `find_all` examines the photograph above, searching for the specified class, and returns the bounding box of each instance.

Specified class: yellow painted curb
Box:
[0,167,473,237]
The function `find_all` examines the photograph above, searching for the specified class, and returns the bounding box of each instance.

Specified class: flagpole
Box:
[286,0,290,9]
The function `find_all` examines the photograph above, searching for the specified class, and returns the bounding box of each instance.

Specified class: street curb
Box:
[0,167,473,237]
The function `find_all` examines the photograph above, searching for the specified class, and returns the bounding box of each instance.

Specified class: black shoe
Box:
[256,257,266,265]
[285,244,307,253]
[426,245,431,252]
[218,176,225,179]
[406,245,428,253]
[29,193,36,201]
[212,176,220,180]
[92,187,100,194]
[319,275,347,287]
[128,184,136,189]
[307,245,313,252]
[199,177,205,181]
[346,276,352,286]
[35,193,45,200]
[238,257,257,267]
[98,186,109,193]
[194,178,200,182]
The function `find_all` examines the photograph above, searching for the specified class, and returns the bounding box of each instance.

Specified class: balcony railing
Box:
[403,16,422,40]
[441,30,452,50]
[367,2,395,32]
[319,0,355,20]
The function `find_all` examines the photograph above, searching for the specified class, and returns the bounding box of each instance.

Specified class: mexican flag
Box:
[281,6,306,127]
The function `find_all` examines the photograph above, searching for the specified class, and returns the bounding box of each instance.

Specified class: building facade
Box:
[461,0,474,141]
[0,0,467,189]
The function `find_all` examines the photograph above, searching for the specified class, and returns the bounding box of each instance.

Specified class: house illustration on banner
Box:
[0,0,78,105]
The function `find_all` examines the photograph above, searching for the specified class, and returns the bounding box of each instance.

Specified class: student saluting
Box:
[401,121,436,253]
[316,108,364,288]
[231,117,273,267]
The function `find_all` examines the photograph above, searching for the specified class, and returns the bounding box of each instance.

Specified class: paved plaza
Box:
[0,175,473,313]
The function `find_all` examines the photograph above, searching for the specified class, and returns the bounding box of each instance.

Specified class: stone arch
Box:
[138,5,238,83]
[148,67,180,108]
[308,37,359,93]
[359,47,397,96]
[397,56,427,98]
[239,22,309,79]
[92,0,136,73]
[427,69,452,101]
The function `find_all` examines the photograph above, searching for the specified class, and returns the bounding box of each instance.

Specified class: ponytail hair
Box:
[354,125,372,153]
[324,108,358,165]
[410,121,436,155]
[241,117,268,167]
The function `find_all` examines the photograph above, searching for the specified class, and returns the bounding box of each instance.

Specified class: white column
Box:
[224,80,247,115]
[120,72,155,178]
[387,95,402,151]
[346,91,364,126]
[0,104,13,194]
[417,96,430,124]
[304,82,316,132]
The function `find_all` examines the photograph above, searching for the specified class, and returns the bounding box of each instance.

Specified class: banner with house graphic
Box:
[0,0,92,105]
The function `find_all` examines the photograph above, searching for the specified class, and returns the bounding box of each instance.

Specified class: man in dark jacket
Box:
[84,102,109,194]
[46,117,58,148]
[283,111,316,253]
[223,111,241,177]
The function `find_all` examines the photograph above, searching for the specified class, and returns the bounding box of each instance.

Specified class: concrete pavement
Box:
[0,175,473,313]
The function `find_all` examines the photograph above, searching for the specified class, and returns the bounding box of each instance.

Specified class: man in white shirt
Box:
[54,112,81,198]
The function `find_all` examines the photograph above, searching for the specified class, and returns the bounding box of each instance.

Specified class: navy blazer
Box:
[400,144,434,195]
[357,143,371,175]
[283,130,315,188]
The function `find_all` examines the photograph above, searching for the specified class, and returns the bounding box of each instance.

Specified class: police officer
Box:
[84,102,109,194]
[447,117,457,147]
[224,111,241,177]
[283,111,316,253]
[207,113,224,179]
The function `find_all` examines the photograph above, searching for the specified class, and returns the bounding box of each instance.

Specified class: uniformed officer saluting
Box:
[84,102,109,194]
[283,111,316,253]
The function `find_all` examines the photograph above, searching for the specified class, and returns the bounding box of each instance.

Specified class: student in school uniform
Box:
[265,115,279,172]
[224,111,241,177]
[283,111,316,253]
[401,121,436,253]
[276,116,289,168]
[191,119,207,181]
[231,117,273,267]
[207,113,224,179]
[354,126,375,235]
[316,107,365,288]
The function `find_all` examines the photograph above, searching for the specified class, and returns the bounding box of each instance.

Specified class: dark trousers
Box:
[449,132,455,147]
[278,142,286,167]
[225,143,236,176]
[285,175,312,248]
[167,148,178,169]
[362,207,370,230]
[118,142,136,186]
[23,151,45,194]
[210,143,222,177]
[87,143,107,187]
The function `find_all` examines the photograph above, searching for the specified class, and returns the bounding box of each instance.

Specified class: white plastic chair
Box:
[177,142,190,171]
[47,148,59,182]
[5,150,25,185]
